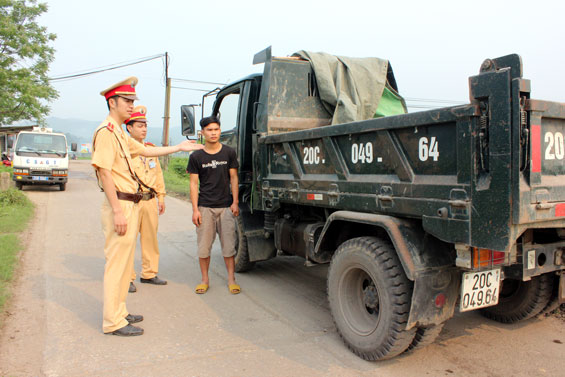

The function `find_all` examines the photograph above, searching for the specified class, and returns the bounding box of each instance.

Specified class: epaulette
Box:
[105,123,114,132]
[144,142,155,147]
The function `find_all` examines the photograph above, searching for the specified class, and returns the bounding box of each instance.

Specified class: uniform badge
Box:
[106,123,114,132]
[149,160,156,169]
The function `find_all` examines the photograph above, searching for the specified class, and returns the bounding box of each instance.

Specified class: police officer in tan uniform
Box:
[92,77,203,336]
[124,106,167,292]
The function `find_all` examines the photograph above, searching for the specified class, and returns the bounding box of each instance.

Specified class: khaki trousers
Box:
[131,197,160,281]
[101,199,140,333]
[196,206,237,258]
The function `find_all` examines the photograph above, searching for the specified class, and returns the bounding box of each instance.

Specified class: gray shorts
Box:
[196,206,237,258]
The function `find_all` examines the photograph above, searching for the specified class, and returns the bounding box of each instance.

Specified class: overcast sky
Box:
[40,0,565,138]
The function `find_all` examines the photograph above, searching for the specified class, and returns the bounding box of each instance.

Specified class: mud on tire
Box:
[480,273,553,323]
[234,215,255,273]
[405,324,444,353]
[327,236,416,361]
[538,273,560,316]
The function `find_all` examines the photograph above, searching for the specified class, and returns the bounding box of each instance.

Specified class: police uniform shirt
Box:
[91,115,146,194]
[132,143,166,202]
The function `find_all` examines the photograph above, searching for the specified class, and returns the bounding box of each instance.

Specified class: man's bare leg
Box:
[199,257,211,285]
[224,256,236,286]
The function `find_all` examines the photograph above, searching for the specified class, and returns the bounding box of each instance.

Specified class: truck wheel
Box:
[234,215,255,273]
[327,236,416,361]
[480,273,553,323]
[405,324,444,353]
[59,183,66,191]
[538,274,560,316]
[15,182,23,190]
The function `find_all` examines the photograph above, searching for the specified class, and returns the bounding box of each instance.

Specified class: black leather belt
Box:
[116,191,143,203]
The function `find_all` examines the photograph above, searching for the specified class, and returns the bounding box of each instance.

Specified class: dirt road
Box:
[0,160,563,377]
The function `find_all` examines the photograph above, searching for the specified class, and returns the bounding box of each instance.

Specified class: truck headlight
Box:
[13,168,29,175]
[53,169,67,176]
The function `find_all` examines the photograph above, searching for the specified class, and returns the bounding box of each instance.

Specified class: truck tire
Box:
[480,273,553,323]
[15,182,23,190]
[59,183,66,191]
[405,324,444,353]
[327,236,416,361]
[234,215,255,273]
[538,274,560,316]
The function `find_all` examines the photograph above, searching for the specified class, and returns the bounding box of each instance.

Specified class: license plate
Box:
[32,176,48,181]
[460,268,501,312]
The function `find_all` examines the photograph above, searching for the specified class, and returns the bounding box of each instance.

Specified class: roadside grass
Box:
[0,165,12,177]
[163,156,191,199]
[0,189,34,311]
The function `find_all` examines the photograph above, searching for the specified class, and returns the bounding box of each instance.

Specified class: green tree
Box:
[0,0,57,126]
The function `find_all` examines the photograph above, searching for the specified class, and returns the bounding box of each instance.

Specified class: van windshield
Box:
[16,133,67,157]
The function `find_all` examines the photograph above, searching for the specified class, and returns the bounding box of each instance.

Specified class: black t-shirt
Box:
[187,144,239,208]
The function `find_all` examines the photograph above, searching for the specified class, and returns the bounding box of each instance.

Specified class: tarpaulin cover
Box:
[293,51,406,124]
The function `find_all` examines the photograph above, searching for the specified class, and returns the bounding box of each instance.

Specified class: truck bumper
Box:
[13,175,68,185]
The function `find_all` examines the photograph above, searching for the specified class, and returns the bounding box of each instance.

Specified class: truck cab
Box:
[12,126,76,191]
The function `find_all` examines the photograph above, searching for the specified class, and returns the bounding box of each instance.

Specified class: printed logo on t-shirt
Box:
[201,160,228,169]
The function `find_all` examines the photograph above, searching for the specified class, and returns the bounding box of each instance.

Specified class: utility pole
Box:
[162,51,171,170]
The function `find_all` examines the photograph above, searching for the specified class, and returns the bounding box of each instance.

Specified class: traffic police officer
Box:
[125,106,168,292]
[92,77,203,336]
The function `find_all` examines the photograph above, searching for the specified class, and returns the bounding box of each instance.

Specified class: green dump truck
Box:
[181,47,565,360]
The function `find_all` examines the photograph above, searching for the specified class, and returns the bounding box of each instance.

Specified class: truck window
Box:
[215,91,240,132]
[16,133,67,156]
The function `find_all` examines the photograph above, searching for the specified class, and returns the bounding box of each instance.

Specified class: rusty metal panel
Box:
[266,58,331,134]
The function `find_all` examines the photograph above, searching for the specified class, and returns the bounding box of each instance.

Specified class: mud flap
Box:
[407,267,460,329]
[246,232,276,262]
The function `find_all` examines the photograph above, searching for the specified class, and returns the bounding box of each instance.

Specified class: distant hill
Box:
[44,117,186,146]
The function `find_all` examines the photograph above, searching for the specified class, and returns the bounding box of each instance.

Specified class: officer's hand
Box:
[178,140,204,152]
[158,202,165,215]
[230,202,239,217]
[113,212,127,236]
[192,210,202,227]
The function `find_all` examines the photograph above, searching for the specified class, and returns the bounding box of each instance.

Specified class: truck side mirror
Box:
[181,105,196,136]
[71,143,77,152]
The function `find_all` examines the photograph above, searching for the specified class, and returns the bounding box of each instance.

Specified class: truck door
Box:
[214,85,241,153]
[213,79,258,177]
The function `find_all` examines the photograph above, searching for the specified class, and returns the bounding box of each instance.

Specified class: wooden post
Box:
[161,52,171,170]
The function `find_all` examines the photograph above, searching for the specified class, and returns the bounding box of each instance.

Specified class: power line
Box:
[51,54,163,76]
[171,77,226,86]
[404,97,465,105]
[170,86,212,92]
[49,54,165,82]
[47,53,468,107]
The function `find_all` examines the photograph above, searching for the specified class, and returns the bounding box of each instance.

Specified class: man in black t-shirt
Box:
[187,116,241,295]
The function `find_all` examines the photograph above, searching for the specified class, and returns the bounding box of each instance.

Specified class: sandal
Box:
[228,283,241,294]
[195,283,209,294]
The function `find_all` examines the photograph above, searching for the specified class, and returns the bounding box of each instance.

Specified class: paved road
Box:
[0,160,564,377]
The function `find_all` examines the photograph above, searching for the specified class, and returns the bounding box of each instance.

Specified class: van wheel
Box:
[234,215,255,273]
[327,236,415,361]
[59,183,66,191]
[480,274,553,323]
[404,324,444,353]
[15,182,23,190]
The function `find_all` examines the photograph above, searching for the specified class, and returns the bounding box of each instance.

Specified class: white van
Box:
[12,127,76,191]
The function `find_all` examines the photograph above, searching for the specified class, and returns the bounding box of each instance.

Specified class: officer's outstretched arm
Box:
[141,140,204,157]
